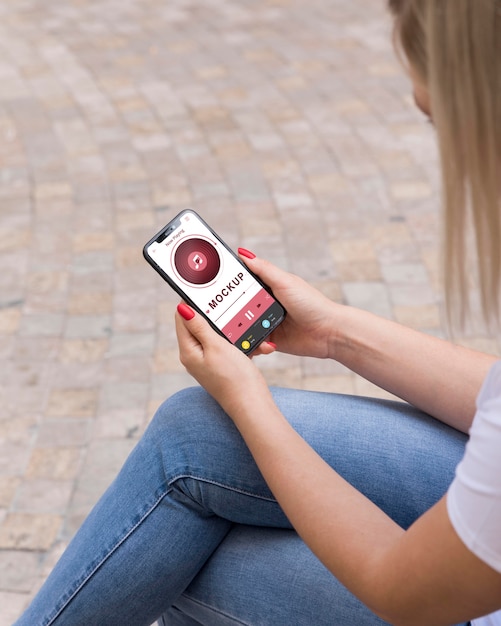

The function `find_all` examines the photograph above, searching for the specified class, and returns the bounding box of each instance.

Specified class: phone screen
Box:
[144,210,286,353]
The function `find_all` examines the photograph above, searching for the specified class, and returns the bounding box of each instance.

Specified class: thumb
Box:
[176,303,224,348]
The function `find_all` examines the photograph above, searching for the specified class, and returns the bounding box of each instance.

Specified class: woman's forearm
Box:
[328,305,496,432]
[230,396,430,625]
[231,397,403,613]
[230,395,496,626]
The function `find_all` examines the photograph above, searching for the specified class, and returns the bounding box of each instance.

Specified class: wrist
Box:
[325,301,352,361]
[224,383,278,429]
[217,369,271,416]
[229,392,287,442]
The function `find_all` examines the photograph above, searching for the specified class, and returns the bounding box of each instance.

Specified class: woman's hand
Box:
[237,249,339,359]
[175,303,273,416]
[237,251,496,431]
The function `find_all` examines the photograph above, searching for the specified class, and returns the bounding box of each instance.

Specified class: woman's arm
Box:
[230,394,501,626]
[329,305,496,432]
[175,309,501,625]
[244,255,497,432]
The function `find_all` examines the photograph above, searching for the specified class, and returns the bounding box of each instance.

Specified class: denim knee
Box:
[144,386,248,482]
[149,386,230,443]
[152,386,211,428]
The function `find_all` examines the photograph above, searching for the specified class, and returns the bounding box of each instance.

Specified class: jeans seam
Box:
[44,489,171,626]
[180,593,252,626]
[44,476,274,625]
[168,473,277,503]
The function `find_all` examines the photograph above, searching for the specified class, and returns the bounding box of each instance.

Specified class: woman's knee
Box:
[153,386,213,427]
[145,386,247,473]
[151,386,232,437]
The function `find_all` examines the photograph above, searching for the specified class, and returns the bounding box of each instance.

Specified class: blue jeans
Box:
[16,387,468,626]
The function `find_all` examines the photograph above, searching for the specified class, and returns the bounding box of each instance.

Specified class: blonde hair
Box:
[389,0,501,327]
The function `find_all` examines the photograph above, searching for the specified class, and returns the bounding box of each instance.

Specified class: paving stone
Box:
[0,513,61,550]
[0,335,14,360]
[13,479,74,515]
[59,338,109,364]
[1,385,48,420]
[107,332,155,357]
[71,251,114,275]
[0,477,22,509]
[0,418,38,478]
[0,550,41,592]
[342,282,394,319]
[99,381,149,411]
[64,315,112,339]
[19,313,65,337]
[72,232,114,253]
[353,375,401,402]
[1,359,48,388]
[0,592,29,626]
[68,271,113,293]
[389,282,437,308]
[152,348,186,375]
[36,419,90,448]
[336,261,382,282]
[380,262,429,284]
[393,304,441,331]
[49,361,104,393]
[92,409,144,440]
[46,388,99,418]
[150,371,198,403]
[67,292,113,316]
[26,448,82,481]
[104,356,150,384]
[302,375,356,395]
[0,308,21,333]
[112,305,156,333]
[67,439,137,523]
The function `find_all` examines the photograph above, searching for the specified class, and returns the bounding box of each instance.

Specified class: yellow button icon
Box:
[241,340,251,350]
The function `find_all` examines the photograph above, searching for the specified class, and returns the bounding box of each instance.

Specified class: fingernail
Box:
[266,341,277,349]
[177,303,195,320]
[238,247,256,259]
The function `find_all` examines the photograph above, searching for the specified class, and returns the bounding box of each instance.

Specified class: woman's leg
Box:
[160,388,469,626]
[165,525,470,626]
[163,525,391,626]
[15,386,467,626]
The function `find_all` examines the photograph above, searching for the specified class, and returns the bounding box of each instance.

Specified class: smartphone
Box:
[143,209,286,354]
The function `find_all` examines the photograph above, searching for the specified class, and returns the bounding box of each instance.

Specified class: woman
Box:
[16,1,501,625]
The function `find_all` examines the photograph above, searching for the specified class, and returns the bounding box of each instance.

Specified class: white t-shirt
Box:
[447,360,501,626]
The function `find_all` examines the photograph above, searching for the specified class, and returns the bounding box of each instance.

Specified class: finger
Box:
[237,249,292,288]
[177,302,195,320]
[253,341,277,357]
[263,340,277,352]
[175,309,202,357]
[176,303,226,348]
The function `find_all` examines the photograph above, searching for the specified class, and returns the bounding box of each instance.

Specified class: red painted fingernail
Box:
[266,341,277,349]
[238,247,256,259]
[177,303,195,320]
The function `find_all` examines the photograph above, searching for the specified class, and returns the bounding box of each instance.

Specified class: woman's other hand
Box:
[175,303,273,415]
[237,249,339,359]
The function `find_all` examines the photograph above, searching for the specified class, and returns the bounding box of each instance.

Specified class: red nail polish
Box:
[266,341,277,350]
[238,247,256,259]
[177,303,195,320]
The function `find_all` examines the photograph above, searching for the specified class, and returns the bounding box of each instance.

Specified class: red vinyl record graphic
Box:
[174,238,221,285]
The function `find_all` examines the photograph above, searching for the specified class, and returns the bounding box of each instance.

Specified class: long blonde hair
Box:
[389,0,501,327]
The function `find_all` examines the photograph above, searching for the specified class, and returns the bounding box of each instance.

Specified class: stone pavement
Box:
[1,0,500,623]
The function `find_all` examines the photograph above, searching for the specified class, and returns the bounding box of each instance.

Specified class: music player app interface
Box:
[145,211,285,353]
